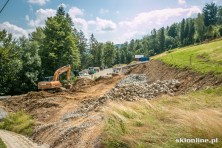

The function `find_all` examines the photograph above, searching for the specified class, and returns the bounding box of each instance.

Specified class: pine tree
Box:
[180,19,185,46]
[195,13,206,42]
[203,3,218,26]
[158,27,165,52]
[41,5,80,76]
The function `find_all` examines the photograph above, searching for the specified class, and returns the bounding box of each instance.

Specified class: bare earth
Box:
[2,75,123,147]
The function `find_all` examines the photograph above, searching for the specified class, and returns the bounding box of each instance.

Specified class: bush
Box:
[0,111,34,136]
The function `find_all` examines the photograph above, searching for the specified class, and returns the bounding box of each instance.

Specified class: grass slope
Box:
[103,87,222,148]
[156,39,222,76]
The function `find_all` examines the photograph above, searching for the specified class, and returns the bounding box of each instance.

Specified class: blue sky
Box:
[0,0,221,44]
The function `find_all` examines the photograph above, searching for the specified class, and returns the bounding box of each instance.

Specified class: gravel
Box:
[104,74,181,101]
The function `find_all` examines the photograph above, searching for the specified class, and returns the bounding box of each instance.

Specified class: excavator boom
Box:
[38,65,71,90]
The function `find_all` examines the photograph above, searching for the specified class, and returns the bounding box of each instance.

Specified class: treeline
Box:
[120,3,222,59]
[0,3,222,95]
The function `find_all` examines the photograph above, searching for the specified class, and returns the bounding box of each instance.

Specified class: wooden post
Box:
[190,55,192,65]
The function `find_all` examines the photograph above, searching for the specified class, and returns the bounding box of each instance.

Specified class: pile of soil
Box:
[72,78,95,91]
[130,60,222,94]
[4,91,62,122]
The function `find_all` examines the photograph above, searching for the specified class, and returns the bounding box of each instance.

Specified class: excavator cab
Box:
[43,76,53,81]
[38,65,71,90]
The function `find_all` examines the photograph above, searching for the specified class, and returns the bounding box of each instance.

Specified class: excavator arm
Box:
[38,65,71,90]
[53,65,71,81]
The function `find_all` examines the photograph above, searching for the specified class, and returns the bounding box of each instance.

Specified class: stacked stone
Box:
[104,74,180,101]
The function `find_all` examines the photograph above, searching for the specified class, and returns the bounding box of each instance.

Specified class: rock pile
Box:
[61,74,181,122]
[104,74,181,101]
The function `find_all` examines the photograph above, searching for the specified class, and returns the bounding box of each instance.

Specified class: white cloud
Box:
[119,6,201,29]
[116,11,120,14]
[68,7,84,17]
[25,15,30,21]
[100,8,109,14]
[73,18,89,36]
[28,8,56,27]
[115,6,201,43]
[28,0,50,5]
[178,0,186,5]
[0,22,28,38]
[90,17,117,32]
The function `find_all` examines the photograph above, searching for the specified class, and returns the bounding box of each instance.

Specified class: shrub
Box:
[0,111,34,136]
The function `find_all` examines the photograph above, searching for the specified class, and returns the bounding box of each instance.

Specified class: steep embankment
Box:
[130,60,222,94]
[131,40,222,94]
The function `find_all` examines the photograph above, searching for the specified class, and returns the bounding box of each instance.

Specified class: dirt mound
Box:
[130,60,222,94]
[4,91,62,122]
[72,78,95,91]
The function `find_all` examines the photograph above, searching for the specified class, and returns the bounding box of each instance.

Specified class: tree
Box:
[203,3,218,26]
[17,37,41,93]
[89,34,99,66]
[217,6,222,24]
[195,13,206,42]
[180,19,185,46]
[149,29,159,54]
[168,23,178,38]
[40,5,80,76]
[103,42,116,67]
[158,27,165,52]
[75,30,88,68]
[0,30,22,95]
[188,19,195,44]
[115,48,121,64]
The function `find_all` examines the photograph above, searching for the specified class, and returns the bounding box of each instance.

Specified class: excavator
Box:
[38,65,71,90]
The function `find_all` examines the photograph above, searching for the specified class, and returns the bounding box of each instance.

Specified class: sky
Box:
[0,0,221,44]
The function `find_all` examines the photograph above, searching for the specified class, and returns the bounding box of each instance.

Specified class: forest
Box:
[0,3,222,95]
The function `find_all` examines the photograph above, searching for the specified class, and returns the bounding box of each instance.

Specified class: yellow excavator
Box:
[38,65,71,90]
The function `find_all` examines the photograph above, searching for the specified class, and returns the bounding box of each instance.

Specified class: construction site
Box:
[1,59,222,147]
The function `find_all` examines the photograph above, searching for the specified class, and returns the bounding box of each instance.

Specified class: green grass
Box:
[103,87,222,148]
[0,111,34,136]
[0,138,6,148]
[156,39,222,76]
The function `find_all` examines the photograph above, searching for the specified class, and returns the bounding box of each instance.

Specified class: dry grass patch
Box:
[102,87,222,148]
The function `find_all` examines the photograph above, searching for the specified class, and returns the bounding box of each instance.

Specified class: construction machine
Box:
[38,65,71,90]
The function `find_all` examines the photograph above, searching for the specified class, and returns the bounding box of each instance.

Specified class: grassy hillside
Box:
[155,39,222,76]
[103,87,222,148]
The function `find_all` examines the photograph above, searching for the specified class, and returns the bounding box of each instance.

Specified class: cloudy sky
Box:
[0,0,221,44]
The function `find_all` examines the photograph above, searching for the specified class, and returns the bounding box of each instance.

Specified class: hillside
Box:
[155,39,222,76]
[102,40,222,147]
[1,40,222,147]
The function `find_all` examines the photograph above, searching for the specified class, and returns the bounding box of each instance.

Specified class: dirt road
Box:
[0,130,48,148]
